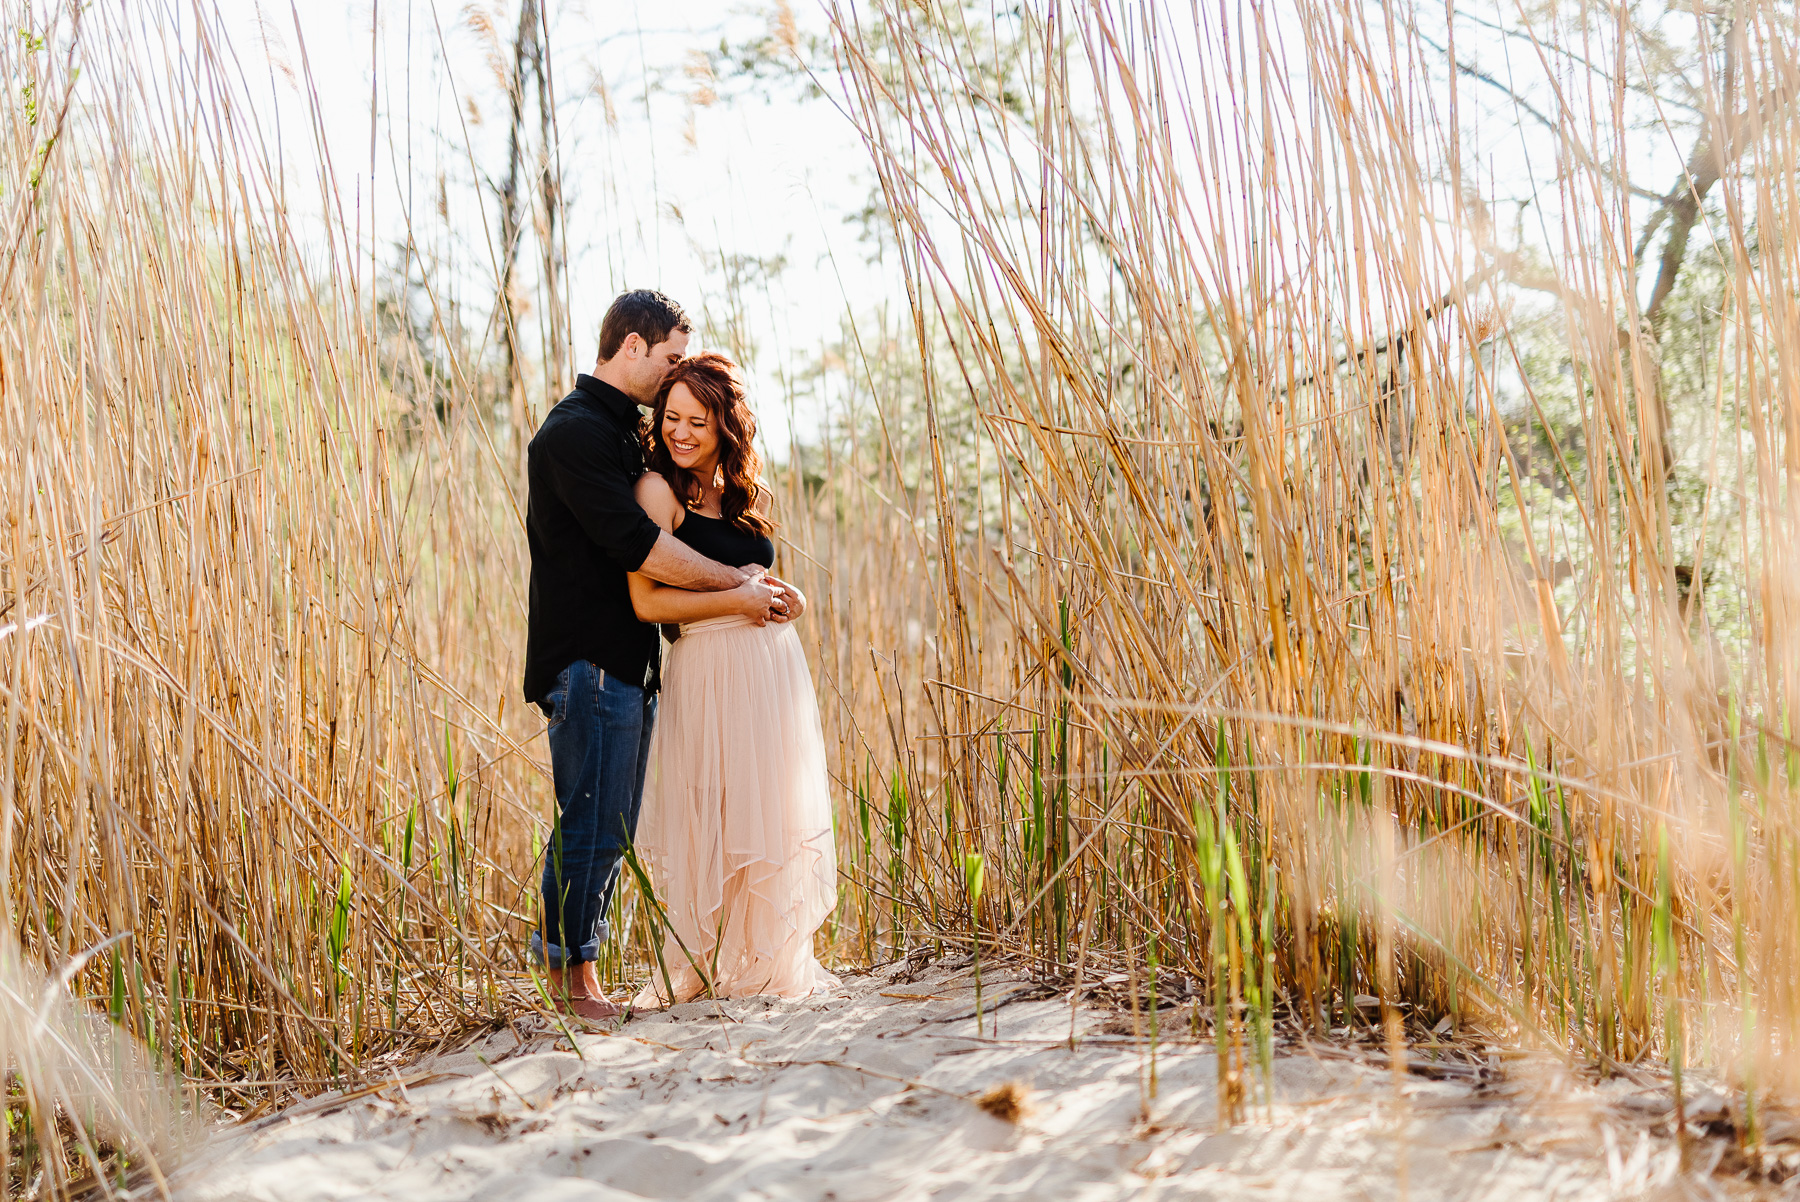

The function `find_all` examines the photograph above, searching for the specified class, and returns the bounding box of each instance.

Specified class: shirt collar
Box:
[573,374,643,422]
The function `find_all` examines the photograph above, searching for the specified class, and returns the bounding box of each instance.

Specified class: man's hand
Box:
[729,573,782,625]
[765,575,807,623]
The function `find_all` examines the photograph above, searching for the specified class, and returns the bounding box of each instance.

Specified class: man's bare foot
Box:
[550,993,623,1022]
[543,962,622,1023]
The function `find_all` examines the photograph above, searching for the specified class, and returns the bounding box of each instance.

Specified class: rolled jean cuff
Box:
[530,925,607,969]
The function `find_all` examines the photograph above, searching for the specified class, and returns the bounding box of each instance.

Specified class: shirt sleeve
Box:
[539,421,664,572]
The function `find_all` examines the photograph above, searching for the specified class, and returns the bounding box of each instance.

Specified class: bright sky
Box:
[205,0,879,448]
[184,0,1704,444]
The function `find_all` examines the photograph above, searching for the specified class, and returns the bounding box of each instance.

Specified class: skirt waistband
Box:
[678,615,763,636]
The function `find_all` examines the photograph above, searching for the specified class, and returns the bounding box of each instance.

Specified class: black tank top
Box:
[674,509,774,570]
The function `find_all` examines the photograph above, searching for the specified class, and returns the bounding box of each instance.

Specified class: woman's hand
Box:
[766,575,807,623]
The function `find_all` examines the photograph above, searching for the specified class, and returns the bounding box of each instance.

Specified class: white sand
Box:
[172,961,1750,1201]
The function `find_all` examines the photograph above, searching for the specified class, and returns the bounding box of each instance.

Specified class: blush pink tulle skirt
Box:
[632,615,839,1007]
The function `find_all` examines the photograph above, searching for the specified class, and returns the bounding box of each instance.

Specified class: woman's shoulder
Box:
[634,471,685,531]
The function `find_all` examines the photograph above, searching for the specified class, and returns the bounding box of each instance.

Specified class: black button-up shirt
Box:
[522,375,666,703]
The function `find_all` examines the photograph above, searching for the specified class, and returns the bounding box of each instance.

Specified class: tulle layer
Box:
[633,615,838,1006]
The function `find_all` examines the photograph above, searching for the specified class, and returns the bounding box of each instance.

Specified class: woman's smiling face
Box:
[660,381,719,477]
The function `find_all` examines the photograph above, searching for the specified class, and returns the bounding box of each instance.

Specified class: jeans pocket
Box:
[544,675,571,731]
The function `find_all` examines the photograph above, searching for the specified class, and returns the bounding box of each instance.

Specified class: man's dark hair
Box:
[596,290,691,362]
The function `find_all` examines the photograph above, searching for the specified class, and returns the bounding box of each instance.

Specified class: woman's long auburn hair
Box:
[643,353,775,537]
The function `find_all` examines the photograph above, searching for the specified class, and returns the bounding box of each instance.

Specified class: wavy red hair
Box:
[642,353,774,537]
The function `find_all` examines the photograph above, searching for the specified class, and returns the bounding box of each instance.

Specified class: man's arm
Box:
[637,530,755,591]
[540,425,664,570]
[545,425,750,591]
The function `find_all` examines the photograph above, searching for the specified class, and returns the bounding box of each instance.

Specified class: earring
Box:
[713,465,725,489]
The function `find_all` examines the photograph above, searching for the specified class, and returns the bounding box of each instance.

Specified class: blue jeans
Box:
[531,660,656,969]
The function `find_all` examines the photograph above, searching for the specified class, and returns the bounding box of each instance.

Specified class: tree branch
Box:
[1643,26,1798,332]
[1414,28,1666,203]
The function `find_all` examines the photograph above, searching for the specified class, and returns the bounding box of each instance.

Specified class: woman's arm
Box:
[630,572,772,623]
[628,474,778,624]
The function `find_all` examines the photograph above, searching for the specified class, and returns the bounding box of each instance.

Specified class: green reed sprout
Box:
[963,851,987,1035]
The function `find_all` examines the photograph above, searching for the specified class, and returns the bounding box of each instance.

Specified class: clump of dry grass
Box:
[0,932,196,1196]
[973,1080,1031,1124]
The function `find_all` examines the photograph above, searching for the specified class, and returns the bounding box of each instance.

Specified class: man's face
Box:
[624,328,690,403]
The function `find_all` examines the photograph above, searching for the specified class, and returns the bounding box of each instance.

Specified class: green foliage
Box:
[327,862,353,982]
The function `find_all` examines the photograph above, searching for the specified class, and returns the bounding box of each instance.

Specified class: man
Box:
[524,289,785,1020]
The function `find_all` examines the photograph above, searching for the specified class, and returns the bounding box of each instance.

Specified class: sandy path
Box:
[173,962,1756,1201]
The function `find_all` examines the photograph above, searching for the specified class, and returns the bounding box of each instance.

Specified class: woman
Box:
[626,352,838,1005]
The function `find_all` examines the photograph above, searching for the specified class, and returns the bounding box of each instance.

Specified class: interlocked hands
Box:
[731,567,808,626]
